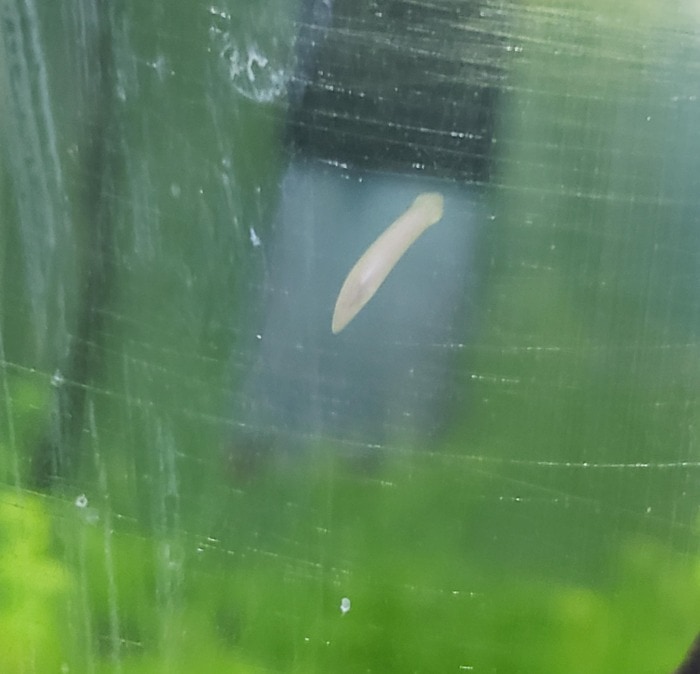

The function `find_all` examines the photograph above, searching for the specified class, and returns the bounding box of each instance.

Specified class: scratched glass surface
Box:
[1,1,699,672]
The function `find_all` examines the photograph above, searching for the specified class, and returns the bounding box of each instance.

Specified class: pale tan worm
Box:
[331,192,444,334]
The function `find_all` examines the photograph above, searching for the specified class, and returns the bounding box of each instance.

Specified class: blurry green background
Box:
[1,0,699,672]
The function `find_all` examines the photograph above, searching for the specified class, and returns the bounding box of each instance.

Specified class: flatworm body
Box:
[332,192,444,334]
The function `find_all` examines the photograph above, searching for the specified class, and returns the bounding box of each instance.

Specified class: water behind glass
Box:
[231,159,481,459]
[1,1,699,672]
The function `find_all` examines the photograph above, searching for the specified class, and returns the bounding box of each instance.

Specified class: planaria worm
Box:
[331,192,445,334]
